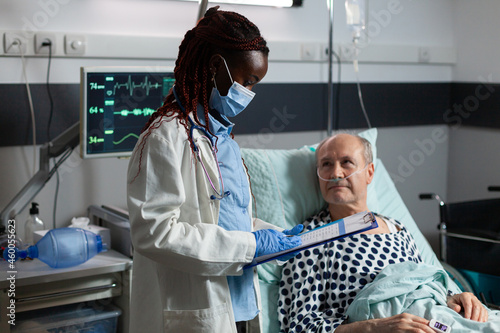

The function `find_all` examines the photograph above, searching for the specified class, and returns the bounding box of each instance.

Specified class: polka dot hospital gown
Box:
[278,209,423,333]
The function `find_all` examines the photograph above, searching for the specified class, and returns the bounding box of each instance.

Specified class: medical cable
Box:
[52,169,59,229]
[43,41,59,228]
[45,41,54,142]
[18,39,37,176]
[47,146,74,229]
[317,164,369,182]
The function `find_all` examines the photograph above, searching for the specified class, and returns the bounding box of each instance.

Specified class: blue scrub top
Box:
[198,107,259,322]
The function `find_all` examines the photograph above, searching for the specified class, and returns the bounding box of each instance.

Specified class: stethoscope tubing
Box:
[172,86,230,200]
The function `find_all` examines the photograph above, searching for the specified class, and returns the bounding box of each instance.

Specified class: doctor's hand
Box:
[447,292,488,322]
[275,225,304,261]
[282,224,304,236]
[252,229,302,258]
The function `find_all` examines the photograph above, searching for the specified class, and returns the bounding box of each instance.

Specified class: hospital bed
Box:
[240,128,464,333]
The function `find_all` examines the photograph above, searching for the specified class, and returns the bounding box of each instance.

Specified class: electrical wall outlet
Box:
[35,32,56,54]
[300,43,317,61]
[3,32,28,54]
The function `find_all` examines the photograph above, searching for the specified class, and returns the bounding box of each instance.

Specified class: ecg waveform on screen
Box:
[89,75,163,96]
[114,108,156,117]
[88,132,140,146]
[112,133,140,145]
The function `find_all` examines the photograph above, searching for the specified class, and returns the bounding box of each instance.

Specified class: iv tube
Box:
[353,45,372,129]
[345,0,372,129]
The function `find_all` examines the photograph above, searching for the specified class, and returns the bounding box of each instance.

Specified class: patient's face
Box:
[316,134,373,207]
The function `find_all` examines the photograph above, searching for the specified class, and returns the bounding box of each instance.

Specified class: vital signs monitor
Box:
[80,66,175,158]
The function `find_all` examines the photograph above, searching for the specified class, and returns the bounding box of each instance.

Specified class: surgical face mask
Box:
[317,164,369,182]
[209,57,256,117]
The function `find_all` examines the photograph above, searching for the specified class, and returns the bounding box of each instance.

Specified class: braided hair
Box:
[130,7,269,183]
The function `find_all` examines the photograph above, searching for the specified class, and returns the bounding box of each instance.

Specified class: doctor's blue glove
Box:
[275,225,305,261]
[252,229,302,258]
[282,224,304,236]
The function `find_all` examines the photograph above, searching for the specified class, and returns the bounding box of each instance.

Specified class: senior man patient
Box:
[278,133,500,333]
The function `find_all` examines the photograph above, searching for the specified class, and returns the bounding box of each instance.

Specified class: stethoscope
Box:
[172,86,231,200]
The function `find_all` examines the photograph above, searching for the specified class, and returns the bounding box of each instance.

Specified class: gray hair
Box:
[315,131,373,165]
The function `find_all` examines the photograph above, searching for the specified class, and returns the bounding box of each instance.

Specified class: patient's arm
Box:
[335,313,435,333]
[331,293,488,333]
[447,292,488,322]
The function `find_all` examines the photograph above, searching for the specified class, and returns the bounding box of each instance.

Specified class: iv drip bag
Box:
[345,0,366,40]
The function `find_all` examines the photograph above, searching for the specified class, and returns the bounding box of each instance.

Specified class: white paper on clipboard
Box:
[246,211,377,268]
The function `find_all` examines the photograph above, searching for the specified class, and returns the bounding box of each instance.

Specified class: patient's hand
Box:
[336,313,436,333]
[447,292,488,322]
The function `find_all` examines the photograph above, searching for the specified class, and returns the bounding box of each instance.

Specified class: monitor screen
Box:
[80,66,175,158]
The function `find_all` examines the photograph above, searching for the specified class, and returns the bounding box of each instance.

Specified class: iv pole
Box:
[197,0,209,21]
[327,0,335,136]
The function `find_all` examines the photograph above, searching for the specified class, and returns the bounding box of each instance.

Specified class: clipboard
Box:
[245,211,378,268]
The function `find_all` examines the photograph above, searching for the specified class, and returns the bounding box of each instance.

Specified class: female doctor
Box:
[127,7,302,333]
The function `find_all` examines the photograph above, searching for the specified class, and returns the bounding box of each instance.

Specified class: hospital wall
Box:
[1,0,499,255]
[447,0,500,204]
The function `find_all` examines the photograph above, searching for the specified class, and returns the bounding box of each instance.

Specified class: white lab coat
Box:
[127,115,276,333]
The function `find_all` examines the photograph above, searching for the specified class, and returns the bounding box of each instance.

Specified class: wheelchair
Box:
[420,189,500,310]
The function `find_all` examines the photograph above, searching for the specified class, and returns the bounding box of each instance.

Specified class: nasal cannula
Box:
[317,164,369,182]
